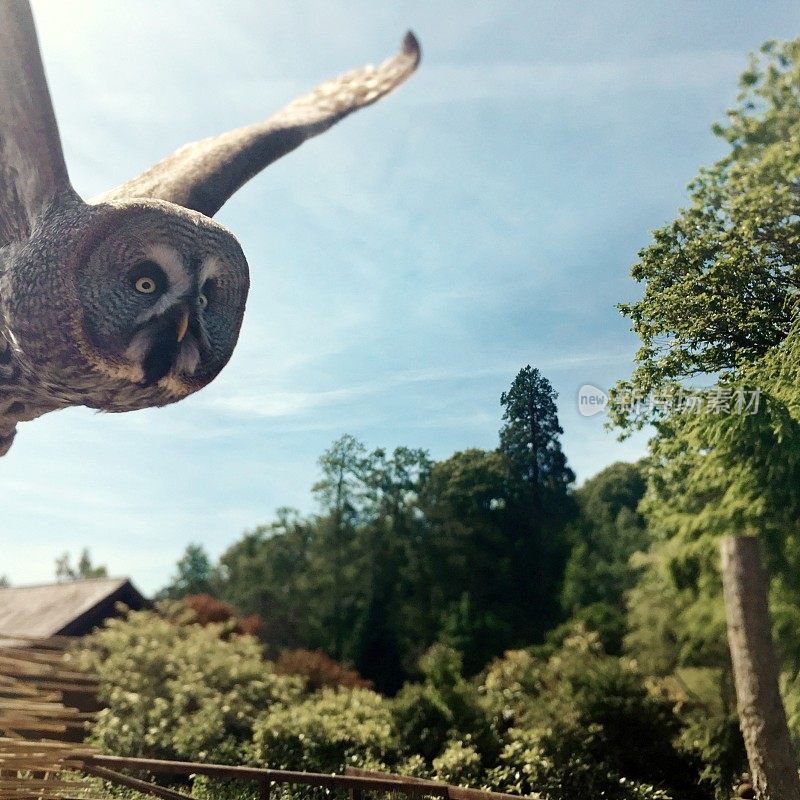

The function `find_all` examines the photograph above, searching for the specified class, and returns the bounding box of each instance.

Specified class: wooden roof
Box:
[0,578,146,642]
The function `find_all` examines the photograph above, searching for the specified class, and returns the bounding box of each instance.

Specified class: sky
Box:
[3,1,799,593]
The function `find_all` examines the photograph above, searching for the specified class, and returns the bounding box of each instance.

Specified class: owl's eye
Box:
[198,278,216,310]
[135,277,157,294]
[129,261,167,296]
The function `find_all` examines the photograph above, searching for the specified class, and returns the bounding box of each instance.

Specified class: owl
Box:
[0,1,420,456]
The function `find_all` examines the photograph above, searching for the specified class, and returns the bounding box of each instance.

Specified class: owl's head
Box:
[69,200,250,402]
[3,197,249,409]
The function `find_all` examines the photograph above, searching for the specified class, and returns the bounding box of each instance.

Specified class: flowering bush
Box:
[252,687,398,772]
[74,609,302,763]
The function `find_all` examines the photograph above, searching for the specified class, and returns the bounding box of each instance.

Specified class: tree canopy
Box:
[612,39,800,429]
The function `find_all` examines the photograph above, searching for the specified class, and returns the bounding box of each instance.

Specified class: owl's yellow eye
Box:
[198,293,208,310]
[134,276,157,294]
[129,260,166,296]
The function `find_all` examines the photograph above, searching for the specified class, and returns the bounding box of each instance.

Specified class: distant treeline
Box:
[159,365,603,693]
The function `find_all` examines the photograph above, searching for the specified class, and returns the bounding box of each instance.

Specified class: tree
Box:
[612,39,800,429]
[216,510,319,652]
[561,461,651,653]
[604,42,800,791]
[77,609,303,764]
[497,366,576,651]
[419,449,521,672]
[721,536,800,800]
[352,446,432,693]
[158,543,214,599]
[312,434,370,661]
[55,548,107,581]
[499,366,575,502]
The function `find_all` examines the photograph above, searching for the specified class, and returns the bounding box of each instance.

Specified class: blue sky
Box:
[4,1,799,593]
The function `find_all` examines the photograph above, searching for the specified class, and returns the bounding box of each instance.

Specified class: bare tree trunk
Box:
[721,536,800,800]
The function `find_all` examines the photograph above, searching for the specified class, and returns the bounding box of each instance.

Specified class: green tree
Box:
[498,366,576,650]
[419,449,520,672]
[561,461,651,653]
[482,631,710,800]
[352,446,432,693]
[602,36,800,796]
[55,548,108,581]
[612,39,800,429]
[499,365,575,501]
[312,434,371,660]
[158,543,214,599]
[216,510,320,652]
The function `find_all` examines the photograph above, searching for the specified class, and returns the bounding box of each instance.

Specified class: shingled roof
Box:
[0,577,146,640]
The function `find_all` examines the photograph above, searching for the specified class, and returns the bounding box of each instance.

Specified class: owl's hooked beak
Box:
[176,310,189,343]
[137,304,194,386]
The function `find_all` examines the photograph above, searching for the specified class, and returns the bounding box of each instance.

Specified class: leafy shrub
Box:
[391,682,454,763]
[73,609,303,763]
[392,645,499,766]
[487,725,675,800]
[275,649,372,691]
[480,648,543,734]
[481,631,710,800]
[183,593,262,635]
[432,741,483,786]
[251,687,399,772]
[76,611,719,797]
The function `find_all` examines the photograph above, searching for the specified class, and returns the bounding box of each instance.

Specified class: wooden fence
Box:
[77,754,529,800]
[0,634,99,799]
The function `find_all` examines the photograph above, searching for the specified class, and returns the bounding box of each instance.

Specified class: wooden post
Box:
[721,536,800,799]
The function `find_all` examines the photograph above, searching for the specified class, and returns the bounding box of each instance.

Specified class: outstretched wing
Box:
[98,32,421,218]
[0,0,72,247]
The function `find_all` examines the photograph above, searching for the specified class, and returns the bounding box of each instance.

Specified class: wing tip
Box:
[402,30,422,67]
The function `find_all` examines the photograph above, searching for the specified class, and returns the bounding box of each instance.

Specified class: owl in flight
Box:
[0,1,420,456]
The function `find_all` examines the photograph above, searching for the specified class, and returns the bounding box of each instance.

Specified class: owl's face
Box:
[69,201,249,401]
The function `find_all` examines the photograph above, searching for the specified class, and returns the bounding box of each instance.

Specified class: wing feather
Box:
[98,32,421,217]
[0,0,72,246]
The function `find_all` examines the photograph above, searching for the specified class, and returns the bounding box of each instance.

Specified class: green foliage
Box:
[561,461,650,653]
[75,608,303,763]
[251,687,399,773]
[432,741,484,786]
[55,548,107,580]
[598,38,800,797]
[499,365,575,496]
[157,543,214,599]
[392,645,499,766]
[481,631,708,800]
[612,38,800,429]
[392,681,455,763]
[216,509,320,652]
[420,449,527,671]
[81,609,730,799]
[206,366,576,688]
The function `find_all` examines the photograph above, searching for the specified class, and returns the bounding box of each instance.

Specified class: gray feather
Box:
[96,32,421,217]
[0,0,74,247]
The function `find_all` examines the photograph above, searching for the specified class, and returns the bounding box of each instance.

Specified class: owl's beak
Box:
[176,310,190,343]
